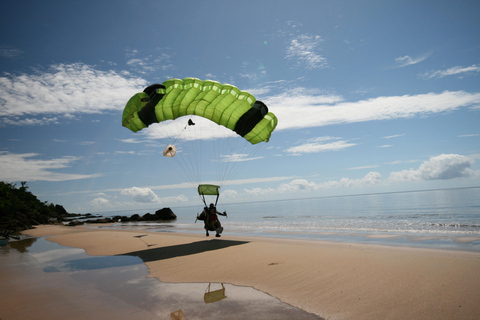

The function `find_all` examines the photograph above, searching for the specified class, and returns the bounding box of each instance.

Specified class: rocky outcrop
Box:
[66,207,177,226]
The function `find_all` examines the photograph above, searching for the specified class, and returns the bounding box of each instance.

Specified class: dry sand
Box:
[16,225,480,319]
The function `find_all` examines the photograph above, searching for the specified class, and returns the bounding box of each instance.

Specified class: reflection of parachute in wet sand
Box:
[204,283,227,304]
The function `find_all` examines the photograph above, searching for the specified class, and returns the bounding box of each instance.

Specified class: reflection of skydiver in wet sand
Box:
[197,203,227,237]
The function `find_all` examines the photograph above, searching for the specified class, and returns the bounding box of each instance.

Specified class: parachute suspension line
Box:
[214,132,263,188]
[171,118,195,146]
[159,119,199,187]
[177,121,202,187]
[199,193,219,207]
[162,117,202,188]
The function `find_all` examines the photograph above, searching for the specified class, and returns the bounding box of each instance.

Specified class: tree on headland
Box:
[0,181,69,232]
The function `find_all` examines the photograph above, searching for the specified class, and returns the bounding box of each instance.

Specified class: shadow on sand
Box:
[120,239,249,263]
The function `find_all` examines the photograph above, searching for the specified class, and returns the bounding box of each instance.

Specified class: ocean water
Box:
[96,187,480,251]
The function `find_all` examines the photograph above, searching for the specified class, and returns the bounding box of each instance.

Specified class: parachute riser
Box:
[200,193,219,207]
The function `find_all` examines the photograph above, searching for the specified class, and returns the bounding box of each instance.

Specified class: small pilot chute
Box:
[163,145,176,157]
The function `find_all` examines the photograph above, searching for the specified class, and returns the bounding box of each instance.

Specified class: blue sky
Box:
[1,0,479,213]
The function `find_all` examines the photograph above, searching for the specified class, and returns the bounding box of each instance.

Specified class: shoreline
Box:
[91,221,480,253]
[18,225,480,319]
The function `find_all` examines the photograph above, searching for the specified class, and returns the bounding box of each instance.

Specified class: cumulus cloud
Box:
[420,64,480,79]
[0,63,146,120]
[90,197,111,207]
[388,154,476,181]
[121,187,160,203]
[286,34,327,69]
[221,189,239,199]
[285,136,356,155]
[0,151,102,182]
[244,172,382,196]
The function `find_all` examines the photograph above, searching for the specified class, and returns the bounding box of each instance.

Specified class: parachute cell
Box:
[122,78,277,144]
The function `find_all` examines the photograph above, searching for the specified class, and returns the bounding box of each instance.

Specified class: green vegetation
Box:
[0,181,70,232]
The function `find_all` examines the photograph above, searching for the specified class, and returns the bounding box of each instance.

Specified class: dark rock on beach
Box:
[154,207,177,220]
[111,207,177,222]
[66,207,177,226]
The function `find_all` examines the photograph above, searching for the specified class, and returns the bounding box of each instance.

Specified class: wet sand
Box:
[0,241,162,320]
[12,225,480,319]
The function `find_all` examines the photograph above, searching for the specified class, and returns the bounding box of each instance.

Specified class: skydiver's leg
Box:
[215,221,223,237]
[204,223,209,236]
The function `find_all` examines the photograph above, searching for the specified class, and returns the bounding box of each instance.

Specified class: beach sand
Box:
[11,225,480,319]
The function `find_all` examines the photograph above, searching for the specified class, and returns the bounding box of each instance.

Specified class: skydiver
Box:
[197,203,227,237]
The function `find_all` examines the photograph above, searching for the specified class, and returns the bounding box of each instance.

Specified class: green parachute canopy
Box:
[122,78,277,144]
[198,184,220,196]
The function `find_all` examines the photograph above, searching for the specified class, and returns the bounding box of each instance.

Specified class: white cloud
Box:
[348,165,380,170]
[320,172,382,188]
[125,48,174,73]
[458,133,480,138]
[119,138,144,144]
[388,154,476,182]
[143,115,238,141]
[285,136,357,155]
[383,134,405,139]
[286,34,327,69]
[2,116,60,126]
[420,64,480,79]
[394,53,430,68]
[385,159,420,165]
[121,187,160,203]
[0,63,146,119]
[0,45,24,58]
[222,189,238,199]
[244,172,382,196]
[77,141,96,146]
[270,90,480,131]
[0,151,102,182]
[218,153,264,162]
[90,197,111,207]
